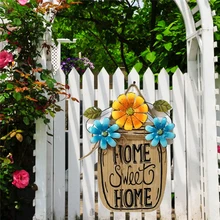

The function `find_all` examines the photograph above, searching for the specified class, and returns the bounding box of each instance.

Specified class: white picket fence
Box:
[34,67,220,220]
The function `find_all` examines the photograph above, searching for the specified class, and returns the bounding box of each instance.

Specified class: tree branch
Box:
[120,41,129,73]
[86,29,118,68]
[150,0,158,50]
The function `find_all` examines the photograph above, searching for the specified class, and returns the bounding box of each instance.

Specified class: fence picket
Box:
[173,69,187,219]
[143,68,157,220]
[34,119,48,220]
[128,67,140,88]
[82,69,96,220]
[68,68,81,219]
[53,68,66,219]
[97,68,111,220]
[184,73,201,219]
[112,68,126,220]
[157,68,172,220]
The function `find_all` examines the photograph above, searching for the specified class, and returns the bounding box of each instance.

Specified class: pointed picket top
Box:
[97,68,110,110]
[112,67,125,100]
[173,68,184,93]
[98,67,108,76]
[173,68,184,89]
[158,67,169,78]
[54,67,66,84]
[68,67,80,98]
[158,68,169,100]
[143,67,155,104]
[113,67,125,78]
[69,66,80,77]
[128,67,140,86]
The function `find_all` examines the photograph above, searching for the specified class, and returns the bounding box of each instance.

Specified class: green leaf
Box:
[170,66,178,73]
[164,42,172,51]
[157,20,166,28]
[13,92,22,101]
[6,83,14,90]
[156,34,163,41]
[3,158,11,166]
[23,117,30,125]
[0,73,7,80]
[146,52,156,63]
[134,62,143,72]
[0,95,5,103]
[83,107,102,119]
[13,18,22,26]
[163,29,171,36]
[153,100,172,112]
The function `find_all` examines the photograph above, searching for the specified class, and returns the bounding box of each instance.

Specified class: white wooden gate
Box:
[33,0,220,219]
[34,66,220,220]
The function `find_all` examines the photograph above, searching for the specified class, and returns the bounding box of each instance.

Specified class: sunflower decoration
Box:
[111,93,148,130]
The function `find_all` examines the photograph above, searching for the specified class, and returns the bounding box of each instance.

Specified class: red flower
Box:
[0,51,13,69]
[12,170,29,189]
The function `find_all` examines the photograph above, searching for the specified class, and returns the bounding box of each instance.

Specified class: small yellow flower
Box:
[112,92,148,130]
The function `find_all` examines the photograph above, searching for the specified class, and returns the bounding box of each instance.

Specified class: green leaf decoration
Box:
[83,107,102,119]
[153,100,172,112]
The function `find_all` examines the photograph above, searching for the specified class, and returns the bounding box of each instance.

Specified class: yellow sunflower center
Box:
[126,107,134,116]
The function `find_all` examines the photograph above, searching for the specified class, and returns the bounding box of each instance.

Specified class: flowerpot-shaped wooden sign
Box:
[83,84,175,212]
[98,128,167,212]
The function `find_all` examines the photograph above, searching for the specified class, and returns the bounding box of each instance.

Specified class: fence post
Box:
[34,119,48,220]
[198,1,219,218]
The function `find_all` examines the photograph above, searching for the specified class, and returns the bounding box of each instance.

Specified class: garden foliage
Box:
[53,0,220,74]
[0,0,78,218]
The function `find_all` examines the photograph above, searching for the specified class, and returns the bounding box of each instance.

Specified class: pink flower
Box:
[12,170,29,189]
[0,51,13,69]
[17,0,28,6]
[218,145,220,154]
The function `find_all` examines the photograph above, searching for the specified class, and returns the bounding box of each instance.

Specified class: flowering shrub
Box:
[0,0,79,218]
[61,57,95,75]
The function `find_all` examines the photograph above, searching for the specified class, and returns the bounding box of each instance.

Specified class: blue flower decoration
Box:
[145,117,175,147]
[88,117,121,149]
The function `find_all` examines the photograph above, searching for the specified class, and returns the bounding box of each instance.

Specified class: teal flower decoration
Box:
[145,117,175,147]
[88,117,121,149]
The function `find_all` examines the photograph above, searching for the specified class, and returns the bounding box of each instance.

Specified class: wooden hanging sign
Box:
[82,83,175,212]
[98,129,167,211]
